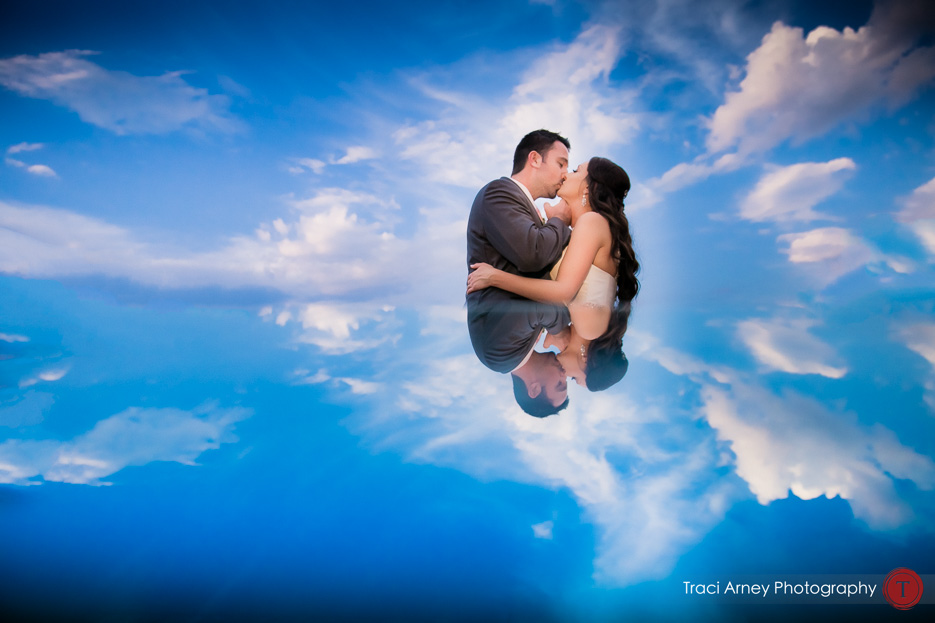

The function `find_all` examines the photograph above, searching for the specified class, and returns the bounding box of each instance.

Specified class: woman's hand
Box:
[467,263,499,293]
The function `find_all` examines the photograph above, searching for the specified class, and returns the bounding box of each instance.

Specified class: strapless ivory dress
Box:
[550,253,616,309]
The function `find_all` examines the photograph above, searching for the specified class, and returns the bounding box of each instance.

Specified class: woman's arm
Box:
[467,213,608,304]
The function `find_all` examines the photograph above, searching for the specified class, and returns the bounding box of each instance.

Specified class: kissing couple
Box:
[465,129,639,417]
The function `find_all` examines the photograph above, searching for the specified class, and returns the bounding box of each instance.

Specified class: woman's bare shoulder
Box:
[575,212,612,239]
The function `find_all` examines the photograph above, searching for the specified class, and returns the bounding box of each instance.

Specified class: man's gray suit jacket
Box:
[467,291,570,373]
[466,177,571,307]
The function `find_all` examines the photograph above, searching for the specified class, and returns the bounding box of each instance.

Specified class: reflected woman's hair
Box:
[511,374,570,418]
[586,156,639,307]
[584,304,630,392]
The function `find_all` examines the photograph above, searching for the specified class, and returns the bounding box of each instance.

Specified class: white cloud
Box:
[290,147,376,175]
[532,520,554,539]
[0,173,469,310]
[896,176,935,256]
[295,369,331,385]
[333,146,377,165]
[0,50,240,135]
[739,158,856,223]
[650,153,745,194]
[19,366,70,388]
[336,377,381,395]
[7,142,43,154]
[0,193,403,299]
[701,381,935,529]
[292,303,399,354]
[737,318,847,378]
[0,403,250,485]
[293,158,326,174]
[653,1,935,191]
[777,227,878,285]
[898,322,935,410]
[345,346,740,586]
[26,164,56,177]
[708,4,935,156]
[4,145,57,177]
[394,25,640,189]
[0,332,29,343]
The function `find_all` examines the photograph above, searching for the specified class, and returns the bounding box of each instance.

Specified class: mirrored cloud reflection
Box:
[319,302,935,586]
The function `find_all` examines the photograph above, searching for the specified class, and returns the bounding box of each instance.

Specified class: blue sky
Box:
[1,0,934,619]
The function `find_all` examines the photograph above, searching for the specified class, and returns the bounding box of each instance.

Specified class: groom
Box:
[466,129,573,416]
[465,129,572,305]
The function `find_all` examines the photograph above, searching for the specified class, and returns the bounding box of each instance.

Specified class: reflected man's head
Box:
[511,351,569,418]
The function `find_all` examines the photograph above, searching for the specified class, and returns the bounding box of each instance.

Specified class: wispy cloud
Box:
[0,50,241,135]
[19,366,70,388]
[394,24,640,189]
[898,322,935,410]
[0,403,250,485]
[737,317,847,378]
[6,142,43,154]
[777,227,880,285]
[289,146,378,175]
[342,323,742,586]
[739,158,856,223]
[4,143,57,177]
[896,176,935,256]
[0,333,29,343]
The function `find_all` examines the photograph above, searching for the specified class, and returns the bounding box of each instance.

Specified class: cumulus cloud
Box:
[0,403,250,485]
[653,0,935,191]
[708,2,935,156]
[702,381,935,529]
[739,158,856,223]
[0,193,403,299]
[0,50,240,135]
[737,318,847,378]
[393,25,640,189]
[896,176,935,256]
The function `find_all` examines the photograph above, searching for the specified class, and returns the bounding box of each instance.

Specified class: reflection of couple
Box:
[466,129,639,416]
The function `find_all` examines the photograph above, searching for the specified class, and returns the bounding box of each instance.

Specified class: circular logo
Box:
[883,568,923,610]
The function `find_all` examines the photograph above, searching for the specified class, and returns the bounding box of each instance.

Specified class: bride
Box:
[467,156,639,343]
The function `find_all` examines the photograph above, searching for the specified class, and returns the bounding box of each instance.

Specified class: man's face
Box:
[536,141,569,199]
[539,352,568,406]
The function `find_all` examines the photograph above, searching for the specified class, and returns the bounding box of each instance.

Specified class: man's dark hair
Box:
[511,129,571,175]
[511,373,569,418]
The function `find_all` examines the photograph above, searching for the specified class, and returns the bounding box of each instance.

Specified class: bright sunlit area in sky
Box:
[1,0,934,620]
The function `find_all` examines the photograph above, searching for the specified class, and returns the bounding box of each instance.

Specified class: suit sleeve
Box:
[482,183,571,274]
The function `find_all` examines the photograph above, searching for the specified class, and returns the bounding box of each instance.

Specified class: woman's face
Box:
[558,161,589,203]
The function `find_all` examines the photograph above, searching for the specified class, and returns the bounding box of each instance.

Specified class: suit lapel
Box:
[501,177,544,223]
